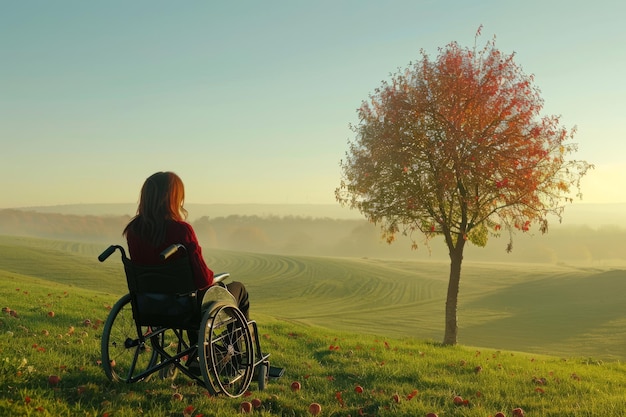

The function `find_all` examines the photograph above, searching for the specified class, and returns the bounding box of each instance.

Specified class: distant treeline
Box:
[0,209,130,243]
[1,209,625,265]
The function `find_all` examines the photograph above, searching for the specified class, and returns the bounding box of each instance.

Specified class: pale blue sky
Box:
[1,0,625,208]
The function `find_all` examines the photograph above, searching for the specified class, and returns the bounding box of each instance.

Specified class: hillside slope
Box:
[1,235,624,361]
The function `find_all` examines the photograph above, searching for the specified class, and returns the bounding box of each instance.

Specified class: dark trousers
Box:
[223,281,250,319]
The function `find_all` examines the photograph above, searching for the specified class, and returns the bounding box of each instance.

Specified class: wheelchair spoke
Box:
[199,303,253,397]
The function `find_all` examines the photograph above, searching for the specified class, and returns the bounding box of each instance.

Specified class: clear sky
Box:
[1,0,625,208]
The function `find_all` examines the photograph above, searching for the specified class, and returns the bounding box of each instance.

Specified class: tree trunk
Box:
[443,242,465,345]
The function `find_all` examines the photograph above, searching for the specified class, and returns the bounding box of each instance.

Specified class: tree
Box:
[335,30,592,345]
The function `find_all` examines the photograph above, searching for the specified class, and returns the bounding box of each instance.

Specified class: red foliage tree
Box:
[336,30,592,345]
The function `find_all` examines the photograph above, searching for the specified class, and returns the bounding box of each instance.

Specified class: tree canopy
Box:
[336,31,592,344]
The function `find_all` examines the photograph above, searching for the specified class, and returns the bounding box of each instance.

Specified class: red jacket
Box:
[126,220,214,290]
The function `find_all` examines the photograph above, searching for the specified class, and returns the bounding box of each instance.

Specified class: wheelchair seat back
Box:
[122,255,200,329]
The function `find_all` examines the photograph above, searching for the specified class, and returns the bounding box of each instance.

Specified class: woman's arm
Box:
[177,222,215,289]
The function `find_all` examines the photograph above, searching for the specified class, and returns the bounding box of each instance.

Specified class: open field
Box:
[1,241,625,416]
[1,235,624,362]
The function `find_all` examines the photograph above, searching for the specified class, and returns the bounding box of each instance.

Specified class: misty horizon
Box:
[5,201,626,228]
[2,203,626,267]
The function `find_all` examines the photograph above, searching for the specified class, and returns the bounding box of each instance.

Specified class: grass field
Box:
[1,234,625,416]
[2,235,624,361]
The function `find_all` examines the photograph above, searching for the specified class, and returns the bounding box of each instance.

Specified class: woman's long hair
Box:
[123,172,188,246]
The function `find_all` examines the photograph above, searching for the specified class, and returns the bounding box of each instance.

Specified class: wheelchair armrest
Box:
[213,272,230,284]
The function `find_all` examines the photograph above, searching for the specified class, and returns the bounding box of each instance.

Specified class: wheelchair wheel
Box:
[198,302,253,397]
[101,294,157,382]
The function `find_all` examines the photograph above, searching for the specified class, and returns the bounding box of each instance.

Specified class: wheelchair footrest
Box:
[269,366,285,379]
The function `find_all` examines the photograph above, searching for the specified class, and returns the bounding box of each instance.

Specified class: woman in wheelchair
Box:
[123,171,250,334]
[98,171,280,396]
[98,172,284,397]
[123,172,250,318]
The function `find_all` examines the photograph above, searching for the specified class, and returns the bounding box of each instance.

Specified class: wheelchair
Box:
[97,243,276,397]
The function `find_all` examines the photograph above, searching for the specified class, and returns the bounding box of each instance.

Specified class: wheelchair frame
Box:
[98,244,271,397]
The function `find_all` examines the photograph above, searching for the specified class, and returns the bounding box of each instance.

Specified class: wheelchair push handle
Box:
[98,245,124,262]
[160,243,186,260]
[99,244,187,262]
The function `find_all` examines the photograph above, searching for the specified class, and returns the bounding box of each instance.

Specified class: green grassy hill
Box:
[1,235,626,416]
[1,235,624,361]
